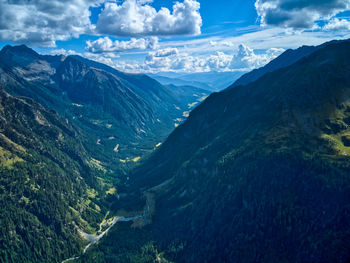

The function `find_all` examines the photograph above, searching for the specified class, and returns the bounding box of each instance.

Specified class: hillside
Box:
[0,45,209,174]
[82,40,350,262]
[0,89,108,262]
[0,45,210,263]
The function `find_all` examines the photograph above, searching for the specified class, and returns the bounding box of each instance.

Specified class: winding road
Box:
[61,215,143,263]
[82,215,142,253]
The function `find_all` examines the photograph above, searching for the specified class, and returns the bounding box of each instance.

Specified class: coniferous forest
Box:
[1,1,350,262]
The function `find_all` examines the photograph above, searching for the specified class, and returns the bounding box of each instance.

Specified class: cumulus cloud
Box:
[96,0,202,36]
[144,48,204,72]
[142,44,285,73]
[151,48,179,57]
[49,49,81,56]
[0,0,101,47]
[0,0,202,46]
[205,52,234,71]
[255,0,350,29]
[230,44,284,69]
[323,18,350,30]
[49,48,120,67]
[113,60,144,72]
[49,43,285,74]
[86,36,159,53]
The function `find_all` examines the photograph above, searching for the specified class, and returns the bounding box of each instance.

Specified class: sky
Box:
[0,0,350,73]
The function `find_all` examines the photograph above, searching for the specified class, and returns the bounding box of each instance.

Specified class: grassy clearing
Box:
[0,146,24,169]
[0,133,26,152]
[106,187,116,195]
[188,102,199,108]
[88,158,107,173]
[182,111,190,118]
[321,133,350,156]
[119,156,141,163]
[87,188,98,198]
[198,95,208,102]
[132,157,141,162]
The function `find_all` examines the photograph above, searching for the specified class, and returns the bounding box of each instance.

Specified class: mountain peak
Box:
[0,44,39,57]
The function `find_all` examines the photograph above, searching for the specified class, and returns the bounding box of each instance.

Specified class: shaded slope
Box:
[123,40,350,263]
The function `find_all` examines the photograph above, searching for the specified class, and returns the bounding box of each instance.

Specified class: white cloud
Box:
[142,44,284,73]
[144,47,205,72]
[209,41,218,47]
[49,49,80,56]
[49,24,350,74]
[84,53,117,66]
[165,26,350,55]
[0,0,202,46]
[230,44,284,69]
[49,48,119,67]
[255,0,350,29]
[323,18,350,31]
[0,0,101,47]
[205,52,234,71]
[96,0,202,36]
[222,41,235,47]
[86,36,159,53]
[151,48,179,57]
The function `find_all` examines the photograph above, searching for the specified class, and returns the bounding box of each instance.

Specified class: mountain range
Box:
[0,45,209,262]
[0,45,209,173]
[1,39,350,263]
[149,71,246,92]
[80,40,350,263]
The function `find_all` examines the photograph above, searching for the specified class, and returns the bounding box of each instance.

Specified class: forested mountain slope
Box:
[0,45,209,263]
[0,45,209,173]
[0,89,108,262]
[104,40,350,263]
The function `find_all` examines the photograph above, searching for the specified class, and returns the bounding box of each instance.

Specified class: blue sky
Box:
[0,0,350,73]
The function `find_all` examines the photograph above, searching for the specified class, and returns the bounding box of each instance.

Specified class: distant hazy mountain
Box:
[149,71,246,92]
[82,40,350,262]
[147,74,214,91]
